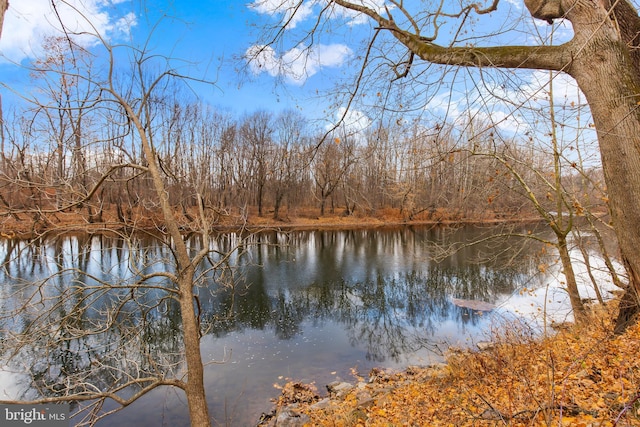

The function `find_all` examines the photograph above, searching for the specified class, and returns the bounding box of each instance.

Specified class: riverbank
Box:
[260,300,640,426]
[0,205,542,239]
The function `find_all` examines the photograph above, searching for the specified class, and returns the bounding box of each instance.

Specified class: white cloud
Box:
[246,43,352,85]
[249,0,317,29]
[332,106,371,132]
[324,107,371,144]
[471,109,523,134]
[0,0,137,63]
[249,0,392,28]
[520,70,583,107]
[526,17,573,44]
[479,70,584,116]
[328,0,391,26]
[425,91,525,134]
[115,12,138,36]
[457,70,585,134]
[246,1,388,82]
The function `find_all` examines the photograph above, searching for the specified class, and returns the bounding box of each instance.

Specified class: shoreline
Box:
[259,300,637,426]
[0,209,545,240]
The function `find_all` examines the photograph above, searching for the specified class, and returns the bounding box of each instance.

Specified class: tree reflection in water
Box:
[0,226,547,425]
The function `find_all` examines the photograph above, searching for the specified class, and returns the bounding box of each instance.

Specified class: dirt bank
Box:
[0,205,542,239]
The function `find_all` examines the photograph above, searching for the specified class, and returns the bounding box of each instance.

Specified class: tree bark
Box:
[557,233,586,321]
[606,0,640,73]
[0,0,7,39]
[561,0,640,331]
[178,273,211,427]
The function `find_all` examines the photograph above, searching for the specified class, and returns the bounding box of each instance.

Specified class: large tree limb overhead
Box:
[331,0,571,71]
[388,32,570,71]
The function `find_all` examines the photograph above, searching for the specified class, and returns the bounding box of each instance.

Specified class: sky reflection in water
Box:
[0,225,611,426]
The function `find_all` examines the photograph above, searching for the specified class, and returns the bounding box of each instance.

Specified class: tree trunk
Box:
[557,233,586,321]
[178,273,211,427]
[273,191,283,219]
[575,231,605,305]
[257,181,264,217]
[562,1,640,331]
[586,213,624,290]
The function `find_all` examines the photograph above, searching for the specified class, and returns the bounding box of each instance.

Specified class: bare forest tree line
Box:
[0,96,608,231]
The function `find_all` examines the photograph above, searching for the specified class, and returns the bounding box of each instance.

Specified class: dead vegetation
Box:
[270,300,640,426]
[0,205,539,239]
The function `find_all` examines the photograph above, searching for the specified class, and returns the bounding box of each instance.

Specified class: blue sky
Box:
[0,0,596,146]
[0,0,360,123]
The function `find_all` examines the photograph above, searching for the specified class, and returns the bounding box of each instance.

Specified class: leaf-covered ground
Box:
[273,301,640,426]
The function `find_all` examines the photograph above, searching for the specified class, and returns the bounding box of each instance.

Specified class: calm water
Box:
[0,225,564,426]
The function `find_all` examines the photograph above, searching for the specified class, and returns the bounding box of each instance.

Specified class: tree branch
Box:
[331,0,571,71]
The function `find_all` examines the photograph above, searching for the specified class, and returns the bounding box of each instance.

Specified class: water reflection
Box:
[0,226,546,426]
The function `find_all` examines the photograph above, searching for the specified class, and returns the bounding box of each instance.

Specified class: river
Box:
[0,225,615,426]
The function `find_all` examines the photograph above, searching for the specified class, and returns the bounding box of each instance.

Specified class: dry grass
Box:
[0,205,450,238]
[0,204,541,239]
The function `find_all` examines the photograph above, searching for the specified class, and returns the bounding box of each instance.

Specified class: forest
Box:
[0,72,607,235]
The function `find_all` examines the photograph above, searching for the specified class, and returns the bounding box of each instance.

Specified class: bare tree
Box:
[85,47,214,427]
[239,111,275,217]
[270,110,309,220]
[0,0,7,176]
[28,36,99,219]
[313,129,357,216]
[0,10,251,427]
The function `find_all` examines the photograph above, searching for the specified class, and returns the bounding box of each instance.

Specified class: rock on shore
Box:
[257,364,449,426]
